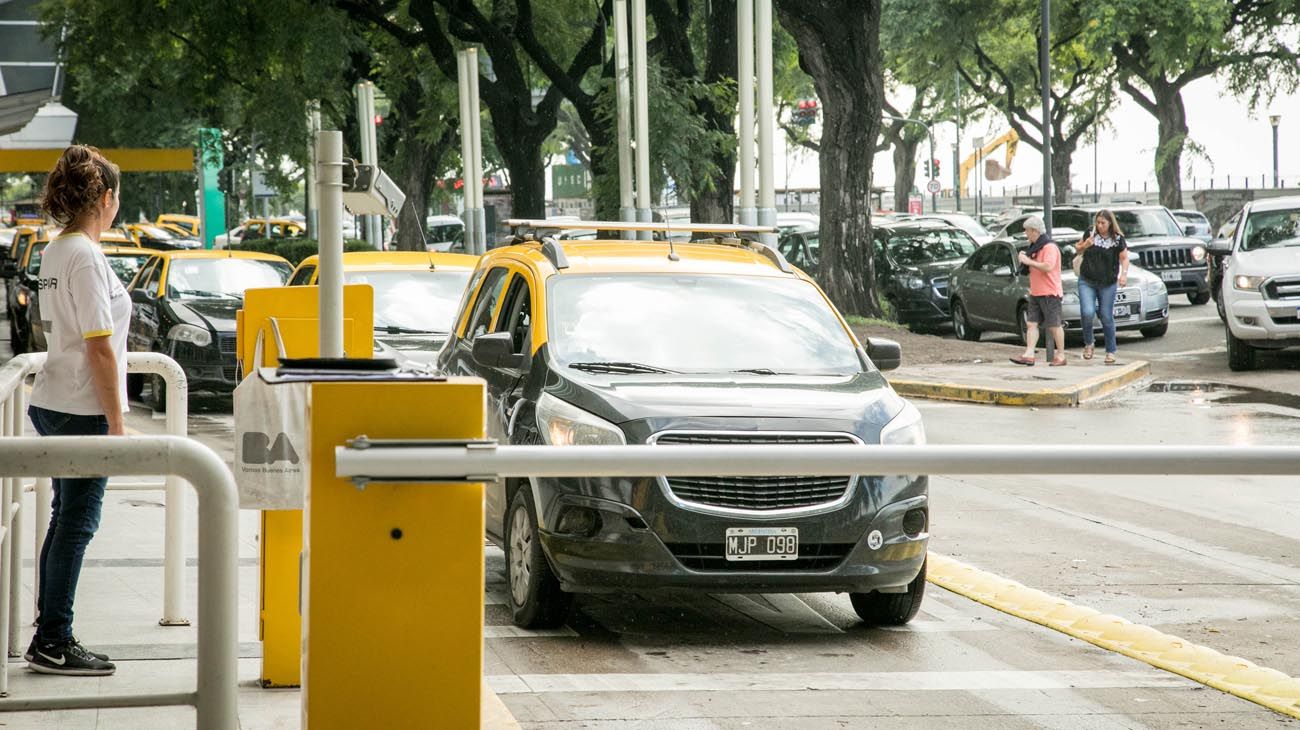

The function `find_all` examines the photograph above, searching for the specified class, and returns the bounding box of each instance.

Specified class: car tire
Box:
[145,373,168,413]
[127,374,145,400]
[850,558,926,626]
[1215,291,1227,323]
[505,487,573,629]
[1226,329,1257,372]
[1188,290,1211,306]
[1140,322,1168,338]
[951,300,981,342]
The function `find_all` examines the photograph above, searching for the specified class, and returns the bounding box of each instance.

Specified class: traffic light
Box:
[923,159,932,178]
[793,99,819,126]
[932,158,941,178]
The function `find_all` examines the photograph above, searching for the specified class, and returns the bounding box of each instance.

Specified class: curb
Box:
[927,552,1300,720]
[484,679,521,728]
[889,360,1150,407]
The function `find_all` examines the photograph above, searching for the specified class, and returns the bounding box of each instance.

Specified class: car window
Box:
[494,275,533,357]
[107,254,150,285]
[465,267,510,340]
[26,242,47,275]
[983,245,1013,273]
[963,245,993,272]
[288,264,316,286]
[1054,210,1092,233]
[1113,209,1183,238]
[1004,218,1025,236]
[1241,208,1300,252]
[779,234,809,268]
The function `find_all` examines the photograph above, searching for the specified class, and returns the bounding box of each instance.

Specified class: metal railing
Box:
[0,352,191,630]
[0,435,238,729]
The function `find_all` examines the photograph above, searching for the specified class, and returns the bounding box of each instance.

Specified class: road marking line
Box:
[926,552,1300,720]
[709,593,844,634]
[484,625,579,639]
[487,668,1186,695]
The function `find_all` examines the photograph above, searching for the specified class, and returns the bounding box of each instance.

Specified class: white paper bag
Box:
[233,322,308,509]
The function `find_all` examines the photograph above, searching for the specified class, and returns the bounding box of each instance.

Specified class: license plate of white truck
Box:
[726,527,798,561]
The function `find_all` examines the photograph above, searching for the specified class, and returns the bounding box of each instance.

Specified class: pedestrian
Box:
[25,145,125,676]
[1011,215,1067,367]
[1074,210,1129,365]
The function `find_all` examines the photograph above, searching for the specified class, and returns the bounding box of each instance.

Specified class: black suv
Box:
[439,229,930,630]
[996,206,1211,304]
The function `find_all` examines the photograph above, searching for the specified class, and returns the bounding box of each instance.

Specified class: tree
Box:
[1086,0,1300,208]
[776,0,886,317]
[881,91,937,213]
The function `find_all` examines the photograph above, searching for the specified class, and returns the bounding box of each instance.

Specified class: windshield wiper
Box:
[731,368,786,375]
[176,289,237,299]
[569,361,676,374]
[375,325,443,335]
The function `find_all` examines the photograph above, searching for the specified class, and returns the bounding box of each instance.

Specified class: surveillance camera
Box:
[341,159,407,218]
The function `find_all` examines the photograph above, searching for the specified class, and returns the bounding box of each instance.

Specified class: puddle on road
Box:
[1145,381,1300,416]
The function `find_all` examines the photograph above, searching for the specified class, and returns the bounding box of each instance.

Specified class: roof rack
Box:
[506,219,777,235]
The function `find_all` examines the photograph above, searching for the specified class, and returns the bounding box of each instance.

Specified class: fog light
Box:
[1240,317,1257,327]
[902,508,927,537]
[556,506,602,537]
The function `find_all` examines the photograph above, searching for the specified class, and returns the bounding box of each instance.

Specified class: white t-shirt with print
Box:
[29,232,131,416]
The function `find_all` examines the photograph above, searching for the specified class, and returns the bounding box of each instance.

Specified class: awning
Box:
[0,87,50,137]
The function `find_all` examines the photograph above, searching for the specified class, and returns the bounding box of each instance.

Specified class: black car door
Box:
[129,257,164,353]
[481,272,538,538]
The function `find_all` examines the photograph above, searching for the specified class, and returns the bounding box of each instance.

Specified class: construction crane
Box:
[959,129,1019,197]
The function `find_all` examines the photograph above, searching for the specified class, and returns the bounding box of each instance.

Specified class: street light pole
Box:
[1039,0,1053,233]
[1271,115,1281,189]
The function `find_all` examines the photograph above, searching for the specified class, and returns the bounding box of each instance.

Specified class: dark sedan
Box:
[126,250,292,408]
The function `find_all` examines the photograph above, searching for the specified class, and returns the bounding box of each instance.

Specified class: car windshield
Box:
[1112,209,1182,238]
[1241,208,1300,252]
[1173,211,1207,225]
[26,242,47,274]
[106,253,151,285]
[886,229,978,265]
[548,274,863,375]
[427,223,463,243]
[136,225,176,240]
[343,269,472,333]
[166,258,291,299]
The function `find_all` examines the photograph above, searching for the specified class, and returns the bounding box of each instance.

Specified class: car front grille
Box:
[1264,277,1300,301]
[666,542,854,571]
[1137,247,1195,270]
[217,332,238,355]
[653,432,856,512]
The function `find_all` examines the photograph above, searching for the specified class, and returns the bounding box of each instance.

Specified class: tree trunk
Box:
[692,0,738,224]
[776,0,884,317]
[1151,84,1187,209]
[392,132,433,251]
[1050,140,1073,205]
[498,136,548,220]
[892,137,921,212]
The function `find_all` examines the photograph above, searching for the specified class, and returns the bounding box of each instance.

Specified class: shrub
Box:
[232,238,371,266]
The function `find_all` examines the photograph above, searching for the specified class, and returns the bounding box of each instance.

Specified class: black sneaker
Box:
[27,639,116,676]
[25,635,109,662]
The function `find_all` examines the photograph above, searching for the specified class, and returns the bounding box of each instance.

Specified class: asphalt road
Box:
[3,297,1298,728]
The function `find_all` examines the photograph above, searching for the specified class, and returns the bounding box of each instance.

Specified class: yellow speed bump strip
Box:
[927,552,1300,719]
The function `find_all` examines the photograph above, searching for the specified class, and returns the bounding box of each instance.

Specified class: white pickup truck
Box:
[1210,196,1300,371]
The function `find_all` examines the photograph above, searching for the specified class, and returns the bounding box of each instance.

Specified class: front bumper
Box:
[1225,292,1300,347]
[1061,286,1169,333]
[167,340,239,393]
[531,474,929,594]
[1149,268,1208,295]
[895,286,951,326]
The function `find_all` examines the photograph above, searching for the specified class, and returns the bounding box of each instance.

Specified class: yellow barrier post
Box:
[303,379,487,728]
[238,285,374,688]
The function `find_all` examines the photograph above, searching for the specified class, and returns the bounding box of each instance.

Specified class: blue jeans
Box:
[28,406,108,644]
[1079,279,1119,354]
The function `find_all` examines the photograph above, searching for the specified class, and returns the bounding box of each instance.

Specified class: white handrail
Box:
[0,435,238,729]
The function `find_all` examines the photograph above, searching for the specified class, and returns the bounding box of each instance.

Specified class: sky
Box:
[773,74,1299,201]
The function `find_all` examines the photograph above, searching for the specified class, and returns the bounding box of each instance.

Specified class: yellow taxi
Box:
[288,250,480,362]
[156,214,200,238]
[4,227,51,353]
[126,250,293,408]
[243,218,305,241]
[124,222,202,250]
[435,219,926,630]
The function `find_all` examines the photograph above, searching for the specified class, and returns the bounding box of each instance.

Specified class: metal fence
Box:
[0,352,192,629]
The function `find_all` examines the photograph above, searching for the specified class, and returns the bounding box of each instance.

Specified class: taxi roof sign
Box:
[506,219,777,234]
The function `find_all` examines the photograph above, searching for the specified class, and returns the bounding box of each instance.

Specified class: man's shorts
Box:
[1027,295,1063,327]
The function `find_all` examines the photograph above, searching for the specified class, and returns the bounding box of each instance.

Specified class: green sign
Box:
[197,128,226,249]
[552,164,589,199]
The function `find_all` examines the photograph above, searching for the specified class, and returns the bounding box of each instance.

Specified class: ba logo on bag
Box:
[241,432,300,466]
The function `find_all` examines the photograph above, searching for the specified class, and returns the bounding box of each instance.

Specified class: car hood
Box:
[557,370,903,425]
[375,333,447,364]
[1124,235,1205,250]
[1232,246,1300,274]
[173,299,239,332]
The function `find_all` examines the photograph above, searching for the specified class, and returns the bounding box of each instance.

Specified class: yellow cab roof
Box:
[148,249,290,263]
[102,246,151,256]
[496,239,803,279]
[158,214,199,223]
[297,250,481,271]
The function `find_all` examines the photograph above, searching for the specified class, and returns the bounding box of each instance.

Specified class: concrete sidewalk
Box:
[887,357,1151,406]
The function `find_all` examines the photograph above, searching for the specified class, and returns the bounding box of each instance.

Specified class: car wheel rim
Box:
[509,505,533,607]
[953,306,964,337]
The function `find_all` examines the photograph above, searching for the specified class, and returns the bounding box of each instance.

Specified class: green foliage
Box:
[230,238,372,266]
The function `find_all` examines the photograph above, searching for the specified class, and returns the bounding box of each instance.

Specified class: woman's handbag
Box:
[1071,248,1084,277]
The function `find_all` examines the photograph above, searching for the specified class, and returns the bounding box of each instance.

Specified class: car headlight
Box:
[1190,245,1206,262]
[536,392,626,446]
[16,290,26,307]
[1062,292,1079,305]
[1144,278,1165,295]
[879,401,926,445]
[167,323,212,347]
[903,276,925,290]
[1233,275,1265,292]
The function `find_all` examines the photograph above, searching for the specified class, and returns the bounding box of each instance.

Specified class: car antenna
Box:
[404,199,435,270]
[660,208,680,261]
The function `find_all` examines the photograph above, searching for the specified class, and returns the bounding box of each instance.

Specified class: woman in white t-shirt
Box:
[25,145,125,676]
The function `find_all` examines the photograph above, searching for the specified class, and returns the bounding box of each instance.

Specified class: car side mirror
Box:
[471,331,527,370]
[130,288,154,303]
[866,337,902,371]
[1207,238,1232,256]
[992,265,1012,277]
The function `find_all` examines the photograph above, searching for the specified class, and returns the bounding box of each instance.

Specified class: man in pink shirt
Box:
[1011,216,1067,366]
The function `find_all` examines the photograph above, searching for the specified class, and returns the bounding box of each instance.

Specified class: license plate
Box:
[725,527,798,561]
[1161,270,1181,282]
[1113,304,1131,318]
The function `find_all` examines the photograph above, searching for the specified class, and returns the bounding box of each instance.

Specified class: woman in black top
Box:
[1075,209,1129,364]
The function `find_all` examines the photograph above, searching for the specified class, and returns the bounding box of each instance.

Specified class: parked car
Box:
[425,214,465,252]
[1171,209,1213,244]
[912,212,994,244]
[125,223,203,251]
[2,227,50,354]
[995,206,1210,305]
[156,214,201,238]
[438,222,928,630]
[948,227,1169,343]
[125,250,293,408]
[1209,196,1300,371]
[287,250,480,364]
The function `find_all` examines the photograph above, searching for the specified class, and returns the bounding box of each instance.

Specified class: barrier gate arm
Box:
[334,442,1300,481]
[0,436,238,730]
